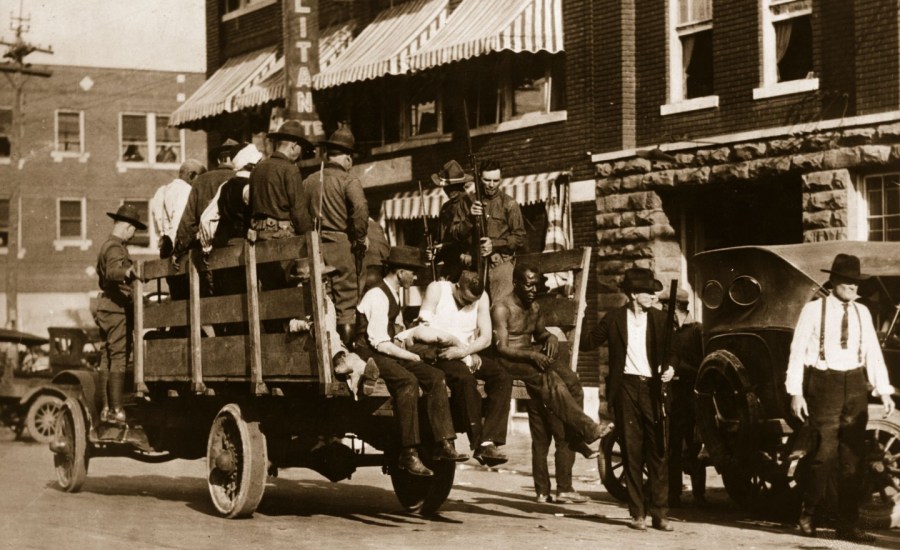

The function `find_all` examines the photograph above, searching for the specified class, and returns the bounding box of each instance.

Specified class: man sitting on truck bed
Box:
[355,246,468,477]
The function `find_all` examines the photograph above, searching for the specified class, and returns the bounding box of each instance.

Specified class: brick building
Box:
[0,64,205,334]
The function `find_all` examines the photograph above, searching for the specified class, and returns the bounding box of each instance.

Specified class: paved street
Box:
[1,430,897,550]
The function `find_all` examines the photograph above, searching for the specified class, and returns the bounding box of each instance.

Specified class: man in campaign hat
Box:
[95,204,147,424]
[787,253,895,542]
[431,160,474,282]
[303,124,368,345]
[581,267,677,531]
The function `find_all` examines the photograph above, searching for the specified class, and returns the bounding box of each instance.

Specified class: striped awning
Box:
[313,0,448,90]
[409,0,563,72]
[172,47,279,127]
[381,171,565,221]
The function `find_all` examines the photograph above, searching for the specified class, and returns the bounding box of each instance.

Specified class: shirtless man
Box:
[492,265,606,503]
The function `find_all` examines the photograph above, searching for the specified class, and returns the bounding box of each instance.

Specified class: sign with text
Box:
[282,0,324,140]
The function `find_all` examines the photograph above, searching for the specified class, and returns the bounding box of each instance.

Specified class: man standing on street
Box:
[787,253,895,543]
[95,204,146,424]
[304,125,368,345]
[580,267,676,532]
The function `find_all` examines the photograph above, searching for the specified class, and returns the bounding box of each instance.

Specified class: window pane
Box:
[509,55,547,118]
[156,116,179,143]
[122,115,147,142]
[58,112,81,152]
[60,200,82,220]
[887,183,900,216]
[680,0,712,24]
[550,57,566,112]
[0,137,9,158]
[777,15,813,82]
[60,220,81,238]
[887,216,900,241]
[868,184,884,216]
[685,29,714,98]
[0,109,11,134]
[465,58,499,128]
[409,81,437,136]
[0,199,9,247]
[59,199,82,239]
[124,200,150,247]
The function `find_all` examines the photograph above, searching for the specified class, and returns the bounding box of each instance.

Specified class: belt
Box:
[809,366,865,375]
[252,217,293,231]
[624,374,652,383]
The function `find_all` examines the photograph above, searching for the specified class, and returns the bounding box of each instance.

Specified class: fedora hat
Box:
[320,125,355,153]
[210,138,240,158]
[107,203,147,231]
[822,253,870,281]
[620,267,662,294]
[267,119,314,148]
[383,246,426,270]
[431,159,474,187]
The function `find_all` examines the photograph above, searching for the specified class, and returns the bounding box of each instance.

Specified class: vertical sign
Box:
[282,0,325,140]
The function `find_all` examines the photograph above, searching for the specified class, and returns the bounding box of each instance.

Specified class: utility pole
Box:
[0,2,52,329]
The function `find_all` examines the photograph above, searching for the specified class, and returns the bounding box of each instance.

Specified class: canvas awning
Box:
[380,171,565,220]
[313,0,448,89]
[408,0,564,72]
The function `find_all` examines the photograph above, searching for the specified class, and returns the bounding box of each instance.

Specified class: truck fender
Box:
[17,384,69,407]
[51,369,99,421]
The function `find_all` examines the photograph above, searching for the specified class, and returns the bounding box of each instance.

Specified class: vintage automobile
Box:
[599,241,900,526]
[48,231,593,519]
[0,327,99,443]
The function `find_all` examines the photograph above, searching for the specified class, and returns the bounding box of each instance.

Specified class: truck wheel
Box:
[597,425,647,503]
[206,404,268,518]
[53,398,89,492]
[860,409,900,529]
[390,454,456,515]
[26,395,63,444]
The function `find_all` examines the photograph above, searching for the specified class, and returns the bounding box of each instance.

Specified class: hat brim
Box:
[383,260,426,270]
[821,268,871,281]
[267,132,313,148]
[320,140,353,153]
[107,212,147,231]
[622,280,663,294]
[430,173,474,187]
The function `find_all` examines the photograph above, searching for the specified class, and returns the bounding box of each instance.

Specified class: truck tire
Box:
[53,398,89,492]
[25,394,63,444]
[206,404,268,518]
[390,454,456,515]
[860,408,900,529]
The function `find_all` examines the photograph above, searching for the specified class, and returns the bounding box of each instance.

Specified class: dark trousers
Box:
[668,379,706,500]
[358,348,455,448]
[321,231,357,325]
[96,309,132,374]
[615,375,668,520]
[436,354,512,448]
[802,368,868,529]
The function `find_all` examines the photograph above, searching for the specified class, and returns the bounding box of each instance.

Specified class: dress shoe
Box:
[110,407,127,424]
[473,443,508,467]
[535,494,554,504]
[797,514,816,537]
[398,448,433,477]
[556,491,589,504]
[652,518,674,532]
[628,517,646,531]
[573,440,600,459]
[433,439,469,462]
[834,527,875,543]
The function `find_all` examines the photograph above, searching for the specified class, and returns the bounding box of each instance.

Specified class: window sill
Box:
[0,248,27,259]
[116,161,180,173]
[0,158,9,165]
[753,78,819,100]
[371,133,453,155]
[221,0,277,22]
[470,110,567,138]
[51,151,90,163]
[660,95,719,116]
[53,239,92,252]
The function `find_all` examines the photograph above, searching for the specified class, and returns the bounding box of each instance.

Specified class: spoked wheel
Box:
[26,395,64,444]
[389,451,456,515]
[52,398,89,492]
[597,424,648,502]
[206,404,268,518]
[860,411,900,529]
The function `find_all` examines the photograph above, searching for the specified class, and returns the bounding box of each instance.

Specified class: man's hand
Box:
[426,243,442,262]
[470,200,484,217]
[170,254,182,273]
[439,346,468,361]
[479,237,493,257]
[791,395,809,421]
[124,266,138,282]
[882,394,896,417]
[661,366,675,383]
[460,253,473,267]
[530,351,552,371]
[542,335,559,359]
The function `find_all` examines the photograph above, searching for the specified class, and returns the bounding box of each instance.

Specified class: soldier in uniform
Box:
[303,125,368,345]
[431,160,474,282]
[95,204,146,423]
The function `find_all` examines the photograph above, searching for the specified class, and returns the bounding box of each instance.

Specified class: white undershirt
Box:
[624,308,653,377]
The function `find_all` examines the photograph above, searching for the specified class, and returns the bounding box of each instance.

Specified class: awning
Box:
[313,0,448,90]
[171,47,279,127]
[409,0,563,72]
[381,171,565,221]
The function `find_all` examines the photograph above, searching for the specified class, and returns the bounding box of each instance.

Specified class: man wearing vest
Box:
[355,246,468,476]
[787,253,895,542]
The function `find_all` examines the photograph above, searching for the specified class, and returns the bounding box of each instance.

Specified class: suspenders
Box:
[817,297,863,365]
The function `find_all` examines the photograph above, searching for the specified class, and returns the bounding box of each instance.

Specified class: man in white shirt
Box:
[787,253,895,543]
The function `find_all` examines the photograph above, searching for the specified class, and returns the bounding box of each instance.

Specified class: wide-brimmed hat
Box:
[267,120,314,148]
[822,253,870,282]
[620,267,662,294]
[210,138,240,158]
[320,125,355,154]
[107,203,147,231]
[383,246,426,270]
[431,160,474,187]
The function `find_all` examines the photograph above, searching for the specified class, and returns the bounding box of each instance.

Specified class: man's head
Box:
[211,138,240,167]
[106,203,147,243]
[290,259,338,295]
[823,253,869,302]
[322,125,355,170]
[620,267,662,312]
[383,246,426,289]
[453,270,485,307]
[513,264,540,306]
[432,160,473,202]
[479,159,502,198]
[179,159,206,184]
[268,120,313,162]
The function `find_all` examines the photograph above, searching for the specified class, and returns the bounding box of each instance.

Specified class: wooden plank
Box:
[517,249,586,274]
[133,264,148,395]
[143,332,317,379]
[307,231,334,394]
[568,247,592,374]
[244,241,267,395]
[189,254,205,394]
[143,287,308,329]
[140,237,309,281]
[535,295,578,329]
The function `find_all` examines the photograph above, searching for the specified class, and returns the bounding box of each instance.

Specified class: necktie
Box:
[840,302,849,349]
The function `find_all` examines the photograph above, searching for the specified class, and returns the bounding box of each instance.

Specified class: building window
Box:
[408,79,440,137]
[755,0,817,99]
[668,0,714,105]
[864,174,900,242]
[0,108,11,160]
[123,199,151,248]
[54,198,91,251]
[221,0,274,18]
[0,198,8,247]
[55,110,83,153]
[119,113,183,170]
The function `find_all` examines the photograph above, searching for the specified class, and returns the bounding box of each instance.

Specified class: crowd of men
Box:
[93,119,894,541]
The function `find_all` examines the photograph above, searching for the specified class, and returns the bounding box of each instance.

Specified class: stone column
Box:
[802,169,853,242]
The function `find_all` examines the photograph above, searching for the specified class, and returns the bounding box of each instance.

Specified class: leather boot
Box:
[398,447,433,477]
[337,323,356,350]
[97,369,110,422]
[108,371,127,423]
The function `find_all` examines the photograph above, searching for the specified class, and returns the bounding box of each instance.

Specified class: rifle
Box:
[417,180,437,281]
[461,98,489,286]
[655,279,678,453]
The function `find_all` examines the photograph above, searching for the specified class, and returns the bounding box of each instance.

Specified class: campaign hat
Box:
[320,125,355,154]
[210,138,240,158]
[107,203,147,231]
[620,267,662,294]
[821,253,870,282]
[431,160,474,187]
[383,246,427,270]
[267,119,314,149]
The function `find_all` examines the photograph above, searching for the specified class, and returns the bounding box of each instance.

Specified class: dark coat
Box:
[580,305,676,402]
